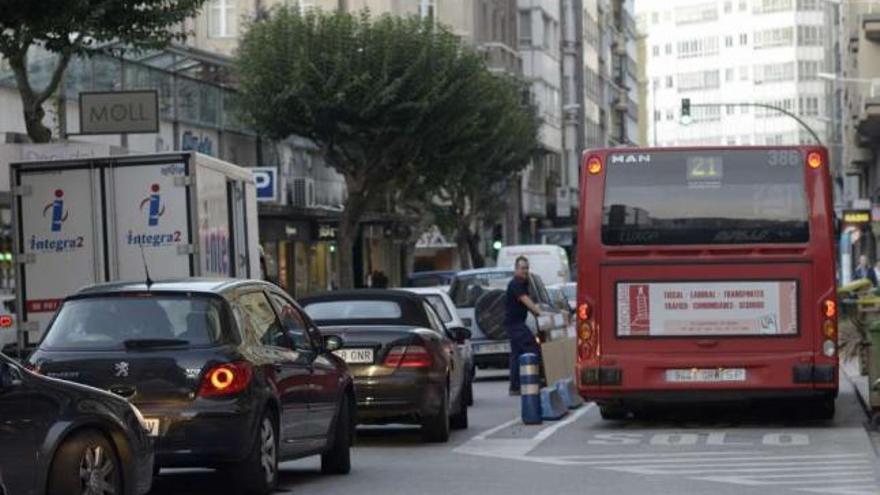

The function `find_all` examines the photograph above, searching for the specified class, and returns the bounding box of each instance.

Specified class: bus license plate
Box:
[665,368,746,383]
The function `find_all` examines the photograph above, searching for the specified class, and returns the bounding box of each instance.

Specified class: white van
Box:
[495,244,571,286]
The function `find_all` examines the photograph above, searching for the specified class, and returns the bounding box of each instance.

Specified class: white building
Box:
[637,0,830,148]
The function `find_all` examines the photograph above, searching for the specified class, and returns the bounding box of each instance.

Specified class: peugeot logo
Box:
[114,362,130,378]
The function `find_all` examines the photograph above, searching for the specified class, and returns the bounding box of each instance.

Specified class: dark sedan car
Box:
[28,279,354,495]
[300,290,471,443]
[0,352,153,495]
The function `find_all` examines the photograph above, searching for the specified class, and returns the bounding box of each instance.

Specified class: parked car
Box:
[28,279,354,495]
[449,268,568,369]
[0,352,154,495]
[406,270,457,289]
[0,294,17,353]
[300,290,471,442]
[495,244,571,286]
[404,287,474,406]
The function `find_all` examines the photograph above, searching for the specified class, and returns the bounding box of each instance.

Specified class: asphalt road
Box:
[151,371,880,495]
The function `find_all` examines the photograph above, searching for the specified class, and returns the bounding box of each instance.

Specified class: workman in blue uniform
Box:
[505,256,544,396]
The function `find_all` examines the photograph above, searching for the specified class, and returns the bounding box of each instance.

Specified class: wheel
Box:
[464,375,474,407]
[322,393,352,475]
[422,386,450,443]
[232,412,278,495]
[814,396,835,420]
[599,403,628,421]
[474,290,508,340]
[47,429,122,495]
[450,386,469,430]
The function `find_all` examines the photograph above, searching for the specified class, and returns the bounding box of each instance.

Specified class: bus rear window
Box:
[602,149,809,245]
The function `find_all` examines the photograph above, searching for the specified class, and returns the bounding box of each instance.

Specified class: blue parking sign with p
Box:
[253,167,277,202]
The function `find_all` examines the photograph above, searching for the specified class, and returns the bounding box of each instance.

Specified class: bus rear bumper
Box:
[576,355,839,403]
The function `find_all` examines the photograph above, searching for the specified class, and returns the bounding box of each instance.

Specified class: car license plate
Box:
[334,348,375,364]
[473,342,510,355]
[143,418,160,437]
[665,368,746,383]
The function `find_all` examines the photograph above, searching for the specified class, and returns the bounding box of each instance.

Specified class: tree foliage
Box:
[237,7,498,288]
[0,0,207,142]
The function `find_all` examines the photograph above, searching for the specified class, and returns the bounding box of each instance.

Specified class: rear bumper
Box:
[353,372,445,424]
[577,353,839,403]
[136,398,259,468]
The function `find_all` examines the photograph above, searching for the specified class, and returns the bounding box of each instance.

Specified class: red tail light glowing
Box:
[384,345,433,368]
[198,362,253,398]
[807,151,822,169]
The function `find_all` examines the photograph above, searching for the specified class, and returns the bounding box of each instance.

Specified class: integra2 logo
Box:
[140,184,165,227]
[30,189,84,253]
[43,189,68,232]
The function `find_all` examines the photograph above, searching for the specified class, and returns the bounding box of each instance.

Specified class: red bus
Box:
[575,146,838,420]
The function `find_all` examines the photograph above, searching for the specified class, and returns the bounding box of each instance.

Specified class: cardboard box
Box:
[541,336,576,384]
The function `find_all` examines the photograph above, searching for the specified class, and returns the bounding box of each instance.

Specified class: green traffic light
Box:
[492,241,503,251]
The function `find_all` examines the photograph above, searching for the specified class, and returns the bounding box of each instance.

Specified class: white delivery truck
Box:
[495,244,571,286]
[8,152,260,349]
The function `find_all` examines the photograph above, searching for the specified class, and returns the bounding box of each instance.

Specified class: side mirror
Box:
[0,362,22,391]
[324,335,344,352]
[274,330,297,350]
[447,327,472,344]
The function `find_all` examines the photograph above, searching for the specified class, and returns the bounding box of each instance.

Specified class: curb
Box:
[842,368,872,418]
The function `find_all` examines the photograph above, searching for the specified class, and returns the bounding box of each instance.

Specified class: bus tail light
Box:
[586,156,603,175]
[823,299,836,318]
[806,151,823,169]
[578,303,591,321]
[823,320,836,339]
[577,301,598,361]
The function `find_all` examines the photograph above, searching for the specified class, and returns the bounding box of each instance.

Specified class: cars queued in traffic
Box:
[27,279,355,495]
[300,290,472,442]
[2,258,575,494]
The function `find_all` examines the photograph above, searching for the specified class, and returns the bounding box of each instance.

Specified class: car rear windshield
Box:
[424,295,453,323]
[42,295,226,350]
[303,300,402,321]
[449,271,513,308]
[602,149,810,245]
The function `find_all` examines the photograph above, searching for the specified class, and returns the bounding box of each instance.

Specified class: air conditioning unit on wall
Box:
[291,177,316,208]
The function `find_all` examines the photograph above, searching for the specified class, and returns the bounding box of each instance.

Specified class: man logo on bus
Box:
[629,284,650,334]
[43,189,68,232]
[140,184,165,227]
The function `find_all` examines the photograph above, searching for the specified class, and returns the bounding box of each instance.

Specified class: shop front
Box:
[260,217,338,298]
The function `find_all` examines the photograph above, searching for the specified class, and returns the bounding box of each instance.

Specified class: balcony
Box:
[864,14,880,43]
[858,79,880,139]
[478,42,522,76]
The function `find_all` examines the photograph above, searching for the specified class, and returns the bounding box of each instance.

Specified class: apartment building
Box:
[637,0,831,148]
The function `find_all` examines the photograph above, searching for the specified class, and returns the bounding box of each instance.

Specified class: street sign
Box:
[842,209,871,226]
[252,167,278,202]
[79,91,159,134]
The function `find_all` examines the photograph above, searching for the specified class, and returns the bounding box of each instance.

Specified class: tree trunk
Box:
[23,102,52,143]
[467,228,484,268]
[337,199,359,290]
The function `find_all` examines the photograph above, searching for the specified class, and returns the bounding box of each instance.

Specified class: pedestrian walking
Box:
[504,256,544,396]
[855,255,878,286]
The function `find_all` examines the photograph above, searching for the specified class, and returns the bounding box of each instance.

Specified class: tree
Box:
[236,8,490,288]
[428,73,540,269]
[0,0,207,143]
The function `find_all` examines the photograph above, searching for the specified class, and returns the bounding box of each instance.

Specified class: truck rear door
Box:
[15,166,103,343]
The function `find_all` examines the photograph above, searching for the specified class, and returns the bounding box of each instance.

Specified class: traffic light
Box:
[681,98,691,118]
[491,224,503,251]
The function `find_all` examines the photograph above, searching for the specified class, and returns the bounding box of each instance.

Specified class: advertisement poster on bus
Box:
[616,281,798,337]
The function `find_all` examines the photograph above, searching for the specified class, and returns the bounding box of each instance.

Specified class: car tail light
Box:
[0,315,13,328]
[198,362,253,398]
[384,345,433,368]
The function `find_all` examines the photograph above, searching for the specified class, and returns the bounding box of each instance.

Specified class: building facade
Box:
[637,0,831,148]
[834,2,880,282]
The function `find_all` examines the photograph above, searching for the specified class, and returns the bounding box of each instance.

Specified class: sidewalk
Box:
[841,358,875,422]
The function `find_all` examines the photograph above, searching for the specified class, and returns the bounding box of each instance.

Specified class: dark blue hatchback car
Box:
[28,279,355,495]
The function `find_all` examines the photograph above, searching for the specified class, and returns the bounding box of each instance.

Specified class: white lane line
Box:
[531,404,596,443]
[609,462,873,476]
[471,416,521,441]
[552,450,761,460]
[798,485,880,495]
[695,474,877,486]
[547,453,868,466]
